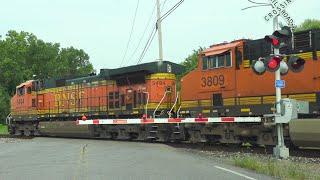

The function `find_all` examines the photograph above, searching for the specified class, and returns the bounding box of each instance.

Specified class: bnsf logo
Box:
[201,75,225,87]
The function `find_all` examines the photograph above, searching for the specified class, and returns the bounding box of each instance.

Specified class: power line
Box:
[136,0,184,65]
[247,0,270,5]
[119,0,140,67]
[127,2,157,64]
[160,0,184,22]
[161,0,168,10]
[136,25,157,64]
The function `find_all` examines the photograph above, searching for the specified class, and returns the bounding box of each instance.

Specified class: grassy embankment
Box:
[0,124,8,135]
[233,155,320,180]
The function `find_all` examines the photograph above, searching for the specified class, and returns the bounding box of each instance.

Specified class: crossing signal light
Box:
[265,26,292,49]
[279,61,289,75]
[251,56,304,75]
[252,58,266,75]
[287,56,305,73]
[265,35,281,48]
[266,56,281,72]
[273,26,292,39]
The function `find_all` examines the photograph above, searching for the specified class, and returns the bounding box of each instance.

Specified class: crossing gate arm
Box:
[76,117,262,125]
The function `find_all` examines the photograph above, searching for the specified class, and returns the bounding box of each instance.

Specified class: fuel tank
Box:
[289,119,320,148]
[39,121,94,138]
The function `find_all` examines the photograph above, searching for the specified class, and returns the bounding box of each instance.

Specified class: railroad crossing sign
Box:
[264,0,296,28]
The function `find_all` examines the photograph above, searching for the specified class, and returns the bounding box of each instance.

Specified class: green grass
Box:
[233,155,319,180]
[0,124,9,135]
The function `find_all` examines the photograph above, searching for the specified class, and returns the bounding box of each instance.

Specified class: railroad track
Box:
[0,134,34,139]
[166,142,320,159]
[2,135,319,160]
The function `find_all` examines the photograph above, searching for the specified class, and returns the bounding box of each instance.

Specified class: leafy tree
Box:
[0,86,10,124]
[295,19,320,32]
[177,47,204,90]
[0,30,94,123]
[180,47,204,76]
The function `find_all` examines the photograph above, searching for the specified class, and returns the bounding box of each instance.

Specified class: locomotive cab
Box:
[11,80,40,121]
[180,40,245,117]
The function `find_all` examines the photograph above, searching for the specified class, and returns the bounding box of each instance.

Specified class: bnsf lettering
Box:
[201,75,225,87]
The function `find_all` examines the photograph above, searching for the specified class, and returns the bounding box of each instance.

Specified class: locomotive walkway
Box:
[0,137,273,180]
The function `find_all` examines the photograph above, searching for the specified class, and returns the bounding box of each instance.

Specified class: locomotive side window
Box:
[217,55,225,67]
[209,56,216,69]
[225,53,231,67]
[17,86,25,96]
[202,51,232,70]
[202,56,208,70]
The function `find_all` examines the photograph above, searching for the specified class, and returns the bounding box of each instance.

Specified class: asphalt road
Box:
[0,137,273,180]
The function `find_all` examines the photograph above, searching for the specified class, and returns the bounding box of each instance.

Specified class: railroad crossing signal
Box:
[264,0,296,28]
[252,25,305,76]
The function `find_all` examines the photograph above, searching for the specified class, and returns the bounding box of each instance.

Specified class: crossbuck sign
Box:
[264,0,296,28]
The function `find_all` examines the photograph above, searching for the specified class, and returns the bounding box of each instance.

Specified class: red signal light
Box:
[266,56,281,72]
[264,35,281,48]
[272,38,280,47]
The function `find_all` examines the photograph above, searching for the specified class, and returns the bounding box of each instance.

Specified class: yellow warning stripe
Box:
[288,93,316,102]
[199,99,211,106]
[223,98,235,106]
[146,73,176,80]
[239,97,261,105]
[180,93,316,108]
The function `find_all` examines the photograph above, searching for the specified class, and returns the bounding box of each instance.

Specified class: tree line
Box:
[0,30,94,123]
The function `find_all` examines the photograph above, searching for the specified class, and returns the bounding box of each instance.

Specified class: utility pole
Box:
[156,0,164,61]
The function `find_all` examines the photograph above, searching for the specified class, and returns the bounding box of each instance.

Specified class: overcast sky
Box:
[1,0,320,71]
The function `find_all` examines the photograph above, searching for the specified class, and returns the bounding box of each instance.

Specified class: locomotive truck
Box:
[8,28,320,148]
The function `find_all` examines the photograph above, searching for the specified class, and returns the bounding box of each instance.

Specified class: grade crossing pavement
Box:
[0,137,273,180]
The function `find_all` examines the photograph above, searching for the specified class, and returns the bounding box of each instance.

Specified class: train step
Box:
[146,136,157,139]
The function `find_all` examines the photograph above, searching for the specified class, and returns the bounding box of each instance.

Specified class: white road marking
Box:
[214,165,257,180]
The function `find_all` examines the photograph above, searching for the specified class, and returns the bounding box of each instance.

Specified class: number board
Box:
[201,75,225,88]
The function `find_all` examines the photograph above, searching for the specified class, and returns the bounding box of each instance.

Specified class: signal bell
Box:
[288,56,305,73]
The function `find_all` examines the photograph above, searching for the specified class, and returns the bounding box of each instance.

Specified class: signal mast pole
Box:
[156,0,164,61]
[273,16,289,159]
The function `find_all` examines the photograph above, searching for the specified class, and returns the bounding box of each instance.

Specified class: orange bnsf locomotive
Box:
[8,29,320,147]
[9,61,183,137]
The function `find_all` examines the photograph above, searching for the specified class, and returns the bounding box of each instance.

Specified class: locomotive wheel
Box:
[24,130,32,137]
